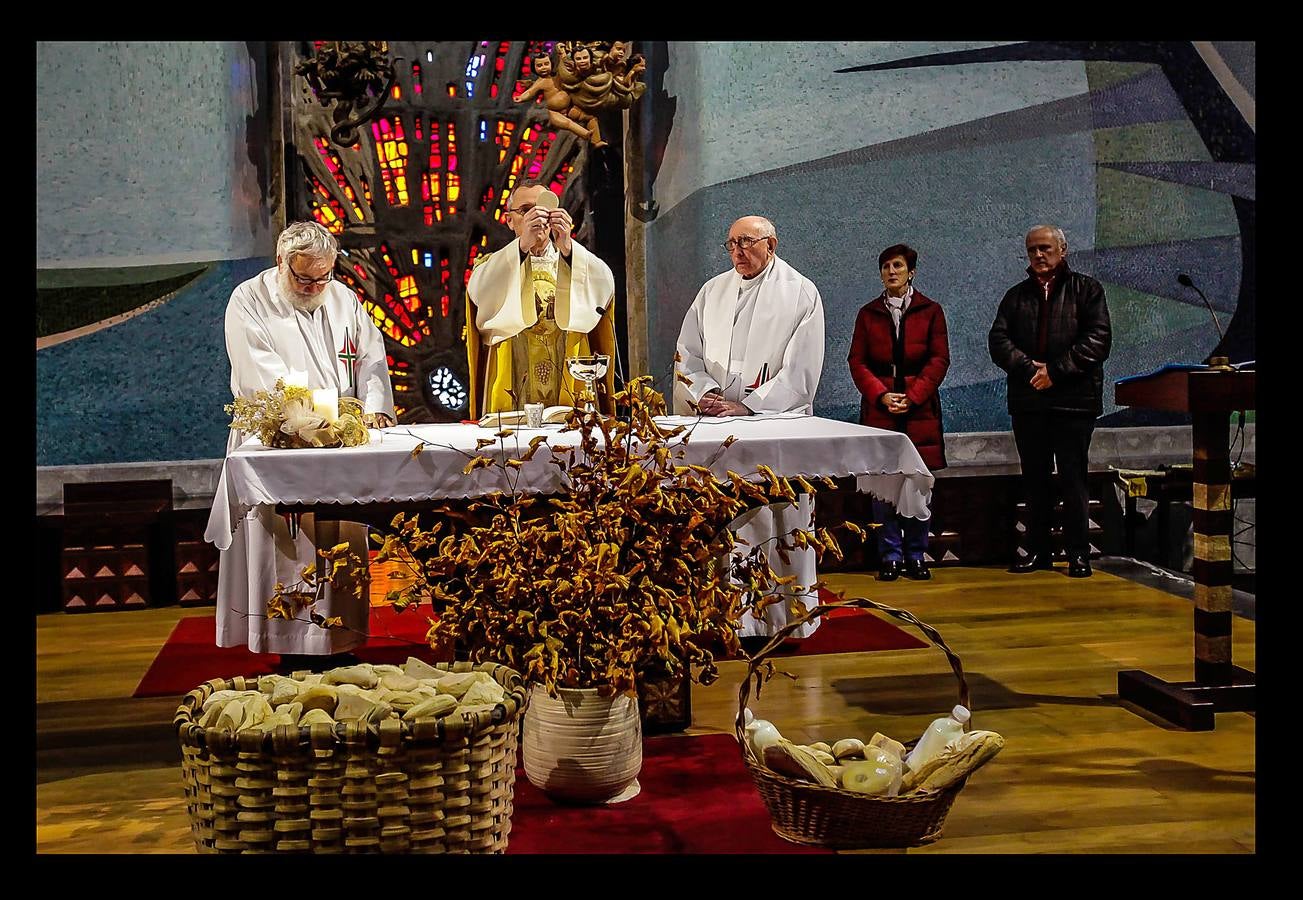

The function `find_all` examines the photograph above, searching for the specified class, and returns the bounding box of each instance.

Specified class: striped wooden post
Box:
[1190,411,1234,685]
[1115,367,1254,730]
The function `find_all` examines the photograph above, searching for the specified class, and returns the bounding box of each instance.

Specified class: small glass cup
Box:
[525,402,545,428]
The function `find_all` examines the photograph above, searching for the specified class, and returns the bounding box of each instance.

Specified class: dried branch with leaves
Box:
[273,377,867,697]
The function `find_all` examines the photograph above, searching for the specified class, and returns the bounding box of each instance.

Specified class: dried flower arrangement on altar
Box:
[275,376,866,697]
[226,378,371,449]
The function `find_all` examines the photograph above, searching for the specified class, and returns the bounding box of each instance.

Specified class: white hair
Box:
[752,216,777,240]
[276,221,339,262]
[1026,224,1067,249]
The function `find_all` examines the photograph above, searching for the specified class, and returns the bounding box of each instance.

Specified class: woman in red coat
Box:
[847,244,950,581]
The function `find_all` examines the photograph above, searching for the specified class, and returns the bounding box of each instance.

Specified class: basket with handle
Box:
[737,596,977,849]
[175,660,527,854]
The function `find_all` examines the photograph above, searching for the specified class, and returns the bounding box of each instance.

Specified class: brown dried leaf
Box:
[463,455,496,474]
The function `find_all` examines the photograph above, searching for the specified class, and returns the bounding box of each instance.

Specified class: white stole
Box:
[467,237,613,346]
[683,255,824,414]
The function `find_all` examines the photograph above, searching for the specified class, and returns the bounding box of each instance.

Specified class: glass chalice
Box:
[566,354,610,415]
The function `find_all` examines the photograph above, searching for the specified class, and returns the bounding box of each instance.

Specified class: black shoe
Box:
[1067,556,1092,578]
[878,560,902,581]
[276,651,360,674]
[903,559,932,580]
[1010,553,1054,573]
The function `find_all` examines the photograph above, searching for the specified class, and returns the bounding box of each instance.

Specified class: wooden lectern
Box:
[1114,365,1255,730]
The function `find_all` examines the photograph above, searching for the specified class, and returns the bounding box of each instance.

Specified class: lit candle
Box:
[285,369,309,389]
[311,387,339,423]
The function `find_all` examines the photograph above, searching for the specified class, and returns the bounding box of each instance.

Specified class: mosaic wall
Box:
[641,41,1255,431]
[35,41,1254,465]
[37,42,272,267]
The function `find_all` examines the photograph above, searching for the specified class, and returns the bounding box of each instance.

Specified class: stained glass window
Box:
[293,40,600,422]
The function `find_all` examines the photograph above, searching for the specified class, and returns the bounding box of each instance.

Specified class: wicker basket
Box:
[175,660,528,853]
[737,597,977,850]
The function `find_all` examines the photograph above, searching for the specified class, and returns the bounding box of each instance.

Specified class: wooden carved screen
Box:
[287,40,583,423]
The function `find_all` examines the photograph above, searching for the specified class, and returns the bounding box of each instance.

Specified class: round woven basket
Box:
[175,660,528,854]
[737,597,974,850]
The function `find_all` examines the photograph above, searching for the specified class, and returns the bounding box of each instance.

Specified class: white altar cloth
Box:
[205,414,934,551]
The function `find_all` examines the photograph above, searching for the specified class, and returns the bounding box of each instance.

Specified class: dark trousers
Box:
[1011,411,1096,559]
[871,498,929,562]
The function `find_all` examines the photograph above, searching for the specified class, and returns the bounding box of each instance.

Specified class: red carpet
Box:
[505,732,828,853]
[133,589,924,698]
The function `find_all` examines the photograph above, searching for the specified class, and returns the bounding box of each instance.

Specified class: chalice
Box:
[566,354,610,415]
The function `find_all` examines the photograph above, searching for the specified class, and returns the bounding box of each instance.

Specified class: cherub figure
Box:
[513,52,595,143]
[603,40,646,97]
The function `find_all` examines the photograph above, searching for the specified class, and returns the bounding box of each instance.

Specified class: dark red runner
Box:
[505,732,828,853]
[133,590,923,698]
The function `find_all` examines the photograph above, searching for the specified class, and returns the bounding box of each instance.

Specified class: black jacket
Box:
[988,264,1112,416]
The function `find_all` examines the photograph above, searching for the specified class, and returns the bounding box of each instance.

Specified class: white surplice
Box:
[674,255,825,416]
[205,268,395,655]
[675,256,827,638]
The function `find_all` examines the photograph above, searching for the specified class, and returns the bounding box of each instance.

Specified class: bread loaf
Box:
[763,740,839,787]
[917,731,1005,792]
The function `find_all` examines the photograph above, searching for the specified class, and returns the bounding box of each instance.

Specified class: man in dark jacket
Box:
[989,225,1112,577]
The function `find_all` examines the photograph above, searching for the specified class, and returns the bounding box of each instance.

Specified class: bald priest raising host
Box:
[465,181,618,418]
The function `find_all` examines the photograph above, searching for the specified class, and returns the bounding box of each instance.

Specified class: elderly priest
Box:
[675,215,826,649]
[207,221,395,667]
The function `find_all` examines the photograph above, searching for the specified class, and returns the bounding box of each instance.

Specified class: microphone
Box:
[1176,273,1225,342]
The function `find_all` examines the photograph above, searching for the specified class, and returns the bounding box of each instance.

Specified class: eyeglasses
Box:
[723,235,769,253]
[507,203,537,216]
[288,262,334,286]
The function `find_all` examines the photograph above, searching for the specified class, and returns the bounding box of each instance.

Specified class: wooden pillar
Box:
[1190,411,1234,685]
[1114,368,1255,730]
[622,107,648,379]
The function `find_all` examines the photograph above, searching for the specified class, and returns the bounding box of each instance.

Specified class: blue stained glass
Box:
[424,252,433,267]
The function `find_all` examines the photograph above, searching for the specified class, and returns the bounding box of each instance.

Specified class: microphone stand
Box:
[1177,273,1232,371]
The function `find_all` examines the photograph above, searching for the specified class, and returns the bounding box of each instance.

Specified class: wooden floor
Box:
[35,564,1256,854]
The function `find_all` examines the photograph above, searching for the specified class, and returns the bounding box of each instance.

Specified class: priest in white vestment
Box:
[675,216,826,647]
[205,221,395,662]
[465,181,618,418]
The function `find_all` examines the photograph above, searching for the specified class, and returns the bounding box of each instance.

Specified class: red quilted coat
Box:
[847,290,950,470]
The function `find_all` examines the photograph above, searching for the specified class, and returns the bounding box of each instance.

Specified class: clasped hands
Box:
[699,390,752,417]
[362,412,395,428]
[881,392,911,415]
[521,206,573,256]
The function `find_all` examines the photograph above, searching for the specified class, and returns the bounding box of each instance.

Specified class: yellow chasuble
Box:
[465,238,617,419]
